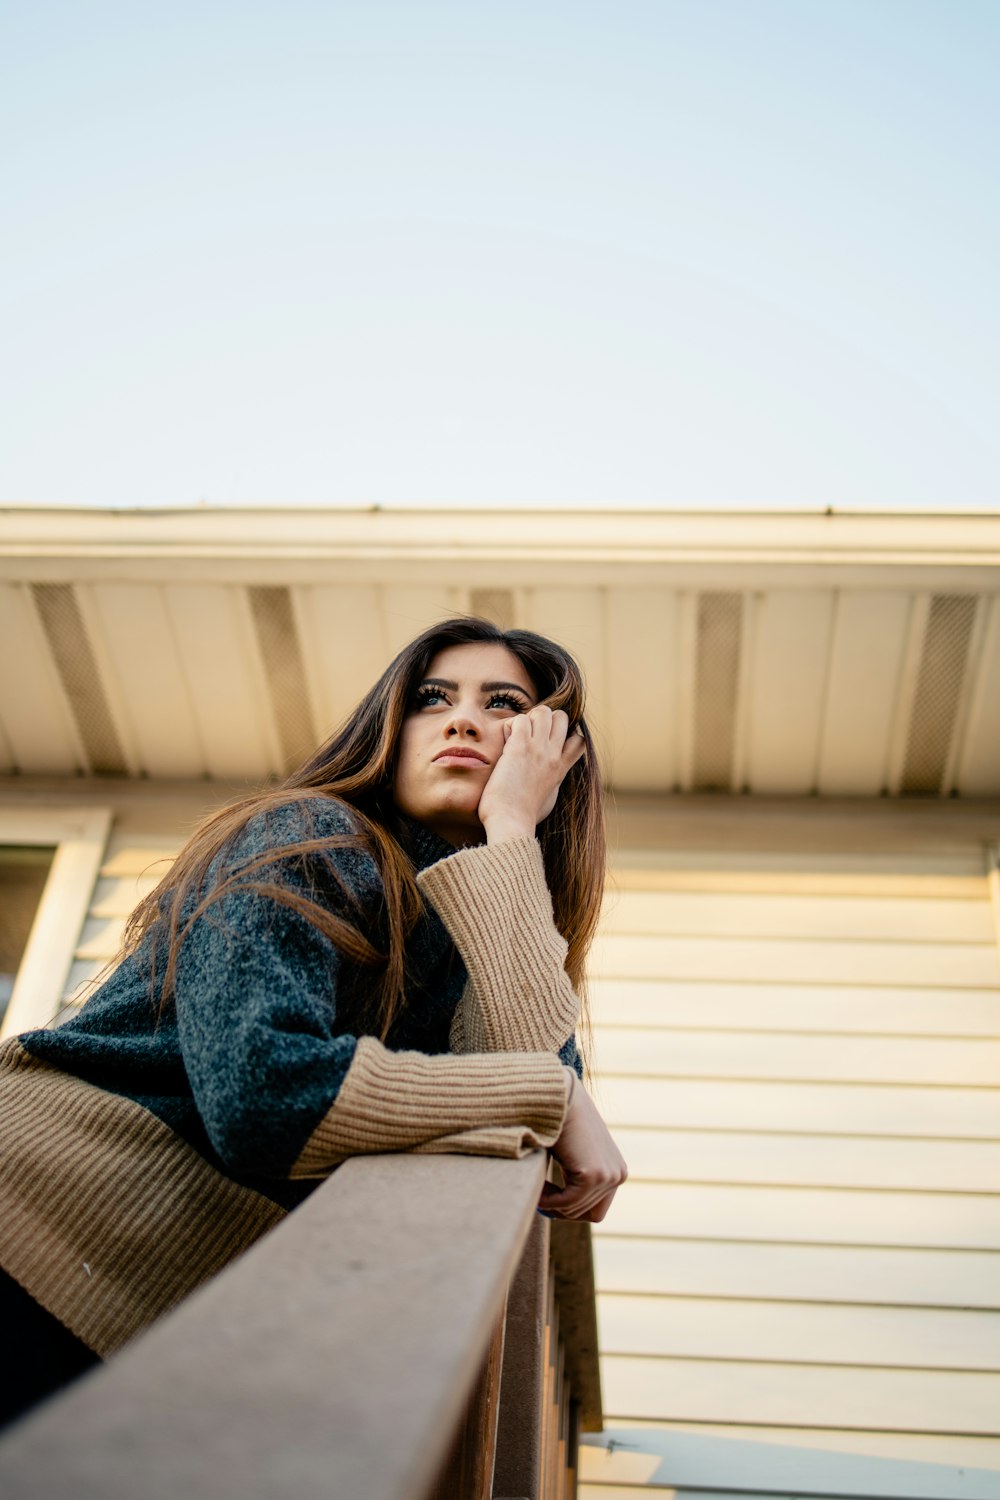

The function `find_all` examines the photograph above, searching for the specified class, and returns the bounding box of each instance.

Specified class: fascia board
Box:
[2,508,1000,584]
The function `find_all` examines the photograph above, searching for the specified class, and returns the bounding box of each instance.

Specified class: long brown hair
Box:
[121,615,606,1042]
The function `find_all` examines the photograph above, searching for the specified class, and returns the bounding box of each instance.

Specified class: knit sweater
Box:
[0,797,584,1357]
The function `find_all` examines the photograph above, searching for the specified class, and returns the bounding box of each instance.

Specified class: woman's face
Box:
[393,641,539,846]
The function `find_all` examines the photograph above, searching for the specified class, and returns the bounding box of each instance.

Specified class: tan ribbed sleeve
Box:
[416,837,580,1054]
[290,1036,569,1178]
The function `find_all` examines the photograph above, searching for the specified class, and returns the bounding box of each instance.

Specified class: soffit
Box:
[2,508,999,796]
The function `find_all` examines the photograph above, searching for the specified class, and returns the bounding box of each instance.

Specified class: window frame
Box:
[0,805,111,1040]
[988,843,1000,950]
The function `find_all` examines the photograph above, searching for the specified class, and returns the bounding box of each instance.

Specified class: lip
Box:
[432,747,490,765]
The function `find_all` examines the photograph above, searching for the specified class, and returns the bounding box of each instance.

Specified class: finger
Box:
[540,1183,618,1223]
[538,1176,612,1219]
[538,1188,605,1220]
[565,728,587,758]
[538,1180,592,1215]
[540,1155,626,1218]
[560,731,587,770]
[548,708,570,744]
[537,1184,584,1218]
[582,1187,619,1224]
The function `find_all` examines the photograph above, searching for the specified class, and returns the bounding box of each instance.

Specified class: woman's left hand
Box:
[477,705,585,844]
[540,1070,628,1222]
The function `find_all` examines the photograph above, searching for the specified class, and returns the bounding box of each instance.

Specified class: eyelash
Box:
[414,686,529,713]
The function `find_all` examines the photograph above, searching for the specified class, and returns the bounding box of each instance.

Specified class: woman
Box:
[0,615,626,1427]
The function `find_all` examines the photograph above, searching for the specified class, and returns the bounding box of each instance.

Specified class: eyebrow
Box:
[420,677,535,697]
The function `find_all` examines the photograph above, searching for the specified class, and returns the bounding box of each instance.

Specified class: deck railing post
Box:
[493,1215,603,1499]
[492,1214,550,1498]
[428,1302,507,1500]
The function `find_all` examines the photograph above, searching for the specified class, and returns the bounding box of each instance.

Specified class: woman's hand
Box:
[478,705,586,845]
[539,1071,628,1222]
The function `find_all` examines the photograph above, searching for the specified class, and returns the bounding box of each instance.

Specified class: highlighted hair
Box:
[120,616,606,1045]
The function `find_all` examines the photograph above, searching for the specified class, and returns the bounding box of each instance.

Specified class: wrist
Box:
[483,818,536,846]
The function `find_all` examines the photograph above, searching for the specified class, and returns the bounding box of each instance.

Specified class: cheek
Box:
[392,726,419,798]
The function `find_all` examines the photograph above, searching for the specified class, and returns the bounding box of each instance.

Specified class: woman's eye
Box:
[415,687,528,711]
[486,692,527,711]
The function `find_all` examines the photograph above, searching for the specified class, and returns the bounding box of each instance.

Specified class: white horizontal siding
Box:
[593,1238,1000,1309]
[601,1181,1000,1248]
[590,979,1000,1035]
[602,889,996,941]
[599,1358,1000,1433]
[594,1075,1000,1135]
[598,1295,1000,1370]
[594,1029,1000,1084]
[605,1127,1000,1191]
[63,839,184,1005]
[590,933,1000,986]
[90,873,164,916]
[591,852,1000,1494]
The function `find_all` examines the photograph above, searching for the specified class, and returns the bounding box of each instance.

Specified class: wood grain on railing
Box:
[0,1150,602,1500]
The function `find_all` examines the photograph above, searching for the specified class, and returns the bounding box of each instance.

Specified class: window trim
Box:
[0,806,111,1040]
[988,843,1000,958]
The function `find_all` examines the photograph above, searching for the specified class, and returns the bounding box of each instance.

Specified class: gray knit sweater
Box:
[0,796,583,1355]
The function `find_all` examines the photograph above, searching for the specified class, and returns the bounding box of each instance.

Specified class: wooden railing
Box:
[0,1150,601,1499]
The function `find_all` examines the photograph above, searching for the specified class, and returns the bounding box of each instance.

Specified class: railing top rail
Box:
[0,1151,548,1500]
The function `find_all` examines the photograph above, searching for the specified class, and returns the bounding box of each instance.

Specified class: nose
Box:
[444,707,483,739]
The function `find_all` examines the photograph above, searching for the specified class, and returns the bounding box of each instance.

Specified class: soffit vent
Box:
[247,586,317,775]
[692,591,743,792]
[469,588,516,630]
[900,593,977,795]
[30,583,127,776]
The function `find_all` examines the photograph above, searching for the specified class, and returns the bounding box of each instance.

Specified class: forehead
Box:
[422,641,536,694]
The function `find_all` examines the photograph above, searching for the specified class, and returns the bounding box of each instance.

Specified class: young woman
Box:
[0,615,626,1426]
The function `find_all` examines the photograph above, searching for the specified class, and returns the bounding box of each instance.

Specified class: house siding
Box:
[582,822,1000,1496]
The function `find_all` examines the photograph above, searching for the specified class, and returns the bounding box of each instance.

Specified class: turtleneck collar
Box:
[395,814,471,873]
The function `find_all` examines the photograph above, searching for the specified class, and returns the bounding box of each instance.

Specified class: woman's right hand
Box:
[478,705,586,845]
[539,1071,628,1222]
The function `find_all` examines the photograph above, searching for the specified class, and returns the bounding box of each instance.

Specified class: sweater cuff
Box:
[289,1037,569,1177]
[416,837,581,1053]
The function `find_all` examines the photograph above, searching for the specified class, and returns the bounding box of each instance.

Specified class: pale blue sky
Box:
[2,1,997,511]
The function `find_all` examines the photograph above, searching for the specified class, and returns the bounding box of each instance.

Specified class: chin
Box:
[400,793,481,840]
[430,801,485,842]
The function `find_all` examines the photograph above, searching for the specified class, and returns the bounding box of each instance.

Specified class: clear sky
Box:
[2,1,998,512]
